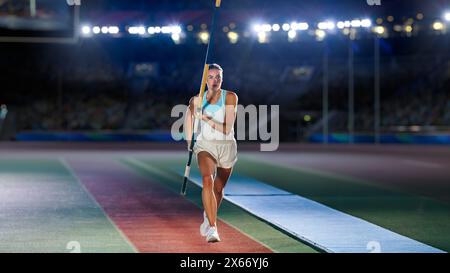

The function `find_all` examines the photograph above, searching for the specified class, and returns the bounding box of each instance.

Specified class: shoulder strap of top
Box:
[221,89,227,107]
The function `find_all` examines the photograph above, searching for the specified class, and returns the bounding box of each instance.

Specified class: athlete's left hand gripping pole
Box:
[181,0,222,195]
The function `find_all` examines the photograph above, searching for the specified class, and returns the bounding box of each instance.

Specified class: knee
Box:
[214,186,224,197]
[202,175,214,190]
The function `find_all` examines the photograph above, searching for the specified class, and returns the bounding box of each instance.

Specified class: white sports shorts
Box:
[193,140,238,169]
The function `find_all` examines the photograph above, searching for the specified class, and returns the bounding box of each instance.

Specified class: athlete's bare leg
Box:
[214,167,233,209]
[197,151,218,227]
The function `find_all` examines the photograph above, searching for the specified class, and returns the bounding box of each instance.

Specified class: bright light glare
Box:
[373,26,385,34]
[92,26,101,34]
[351,20,362,28]
[444,12,450,21]
[137,26,146,35]
[318,21,335,30]
[199,31,209,43]
[81,26,91,34]
[433,21,444,30]
[272,24,280,31]
[282,23,290,31]
[261,24,272,32]
[361,19,372,28]
[227,31,239,43]
[257,31,267,43]
[171,25,182,34]
[171,33,181,43]
[288,30,297,39]
[108,26,119,34]
[291,22,309,31]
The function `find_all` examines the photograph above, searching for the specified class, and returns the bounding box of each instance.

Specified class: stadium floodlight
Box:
[108,26,119,34]
[148,27,156,34]
[291,22,308,31]
[318,21,335,30]
[257,31,267,43]
[128,26,137,34]
[253,24,262,32]
[337,21,345,29]
[92,26,101,34]
[261,24,272,32]
[344,20,351,28]
[227,31,239,43]
[318,22,327,30]
[290,22,298,30]
[405,25,413,33]
[298,22,309,30]
[288,30,297,39]
[171,33,181,43]
[81,25,91,35]
[373,26,385,35]
[361,19,372,28]
[101,26,109,34]
[272,24,280,32]
[351,20,362,28]
[137,26,146,35]
[282,23,291,31]
[129,26,145,35]
[433,21,444,31]
[315,29,326,41]
[171,25,182,34]
[154,27,162,33]
[199,31,210,44]
[445,12,450,21]
[161,26,172,34]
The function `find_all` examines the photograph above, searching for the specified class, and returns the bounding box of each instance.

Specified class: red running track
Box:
[67,158,271,253]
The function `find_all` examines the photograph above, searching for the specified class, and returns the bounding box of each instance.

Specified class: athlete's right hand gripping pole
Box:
[181,0,222,195]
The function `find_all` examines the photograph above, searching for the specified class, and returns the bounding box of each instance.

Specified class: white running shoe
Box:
[200,211,209,237]
[206,226,221,243]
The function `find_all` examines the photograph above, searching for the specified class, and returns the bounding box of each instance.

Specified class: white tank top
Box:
[196,89,236,142]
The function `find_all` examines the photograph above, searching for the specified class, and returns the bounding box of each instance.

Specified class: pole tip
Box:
[215,0,221,7]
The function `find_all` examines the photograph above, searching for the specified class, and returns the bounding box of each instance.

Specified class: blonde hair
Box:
[208,63,223,72]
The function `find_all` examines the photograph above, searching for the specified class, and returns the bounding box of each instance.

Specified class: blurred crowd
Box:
[13,59,449,135]
[1,34,449,137]
[16,93,176,131]
[296,55,450,133]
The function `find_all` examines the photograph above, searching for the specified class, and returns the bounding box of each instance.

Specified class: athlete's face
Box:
[207,69,223,92]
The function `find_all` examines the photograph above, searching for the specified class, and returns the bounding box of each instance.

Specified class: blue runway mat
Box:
[182,170,444,253]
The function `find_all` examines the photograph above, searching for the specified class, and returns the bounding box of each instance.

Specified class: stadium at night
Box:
[0,0,449,264]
